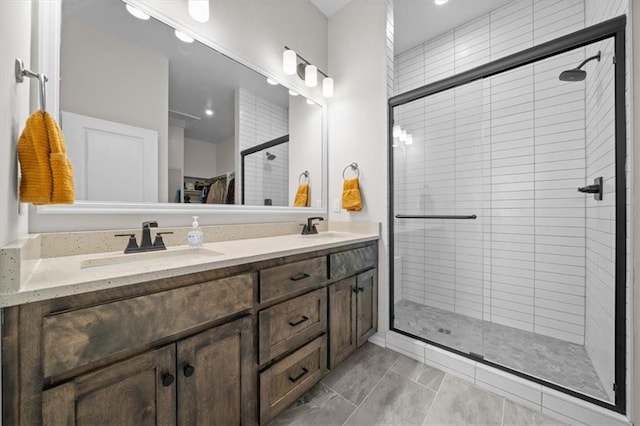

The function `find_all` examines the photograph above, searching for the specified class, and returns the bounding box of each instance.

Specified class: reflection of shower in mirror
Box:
[265,152,277,160]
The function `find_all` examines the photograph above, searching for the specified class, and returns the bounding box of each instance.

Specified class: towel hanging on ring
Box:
[341,163,362,212]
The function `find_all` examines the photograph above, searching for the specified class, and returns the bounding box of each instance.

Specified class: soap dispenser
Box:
[187,216,204,247]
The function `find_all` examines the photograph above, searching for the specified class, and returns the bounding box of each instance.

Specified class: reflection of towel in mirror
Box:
[206,179,226,204]
[342,178,362,211]
[18,110,75,204]
[293,184,310,207]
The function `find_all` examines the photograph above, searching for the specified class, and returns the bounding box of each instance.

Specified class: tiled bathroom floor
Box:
[394,299,610,402]
[270,342,566,425]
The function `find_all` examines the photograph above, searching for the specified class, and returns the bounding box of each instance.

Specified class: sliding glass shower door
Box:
[390,22,626,412]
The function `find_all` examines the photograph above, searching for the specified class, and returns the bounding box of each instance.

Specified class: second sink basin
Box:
[81,247,223,269]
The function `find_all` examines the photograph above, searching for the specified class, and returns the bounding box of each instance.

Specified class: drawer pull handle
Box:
[353,287,365,293]
[290,273,310,281]
[183,364,195,377]
[289,316,309,327]
[161,373,174,387]
[288,367,309,383]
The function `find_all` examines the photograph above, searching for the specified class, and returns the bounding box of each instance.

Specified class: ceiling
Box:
[309,0,351,17]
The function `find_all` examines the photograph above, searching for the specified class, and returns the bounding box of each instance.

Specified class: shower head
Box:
[559,51,601,82]
[266,152,276,160]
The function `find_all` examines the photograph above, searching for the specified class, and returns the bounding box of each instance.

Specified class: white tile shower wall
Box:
[584,0,628,404]
[238,88,289,206]
[393,0,597,343]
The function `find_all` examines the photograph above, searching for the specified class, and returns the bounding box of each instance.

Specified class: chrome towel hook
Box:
[342,162,359,180]
[15,57,48,112]
[298,170,310,184]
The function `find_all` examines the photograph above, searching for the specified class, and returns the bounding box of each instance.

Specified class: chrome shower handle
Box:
[578,176,603,201]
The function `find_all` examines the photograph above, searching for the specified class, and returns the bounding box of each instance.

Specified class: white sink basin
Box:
[81,247,223,269]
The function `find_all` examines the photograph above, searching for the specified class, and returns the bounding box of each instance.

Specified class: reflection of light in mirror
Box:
[289,90,299,96]
[305,64,317,87]
[175,30,194,43]
[205,109,214,116]
[322,77,334,97]
[392,125,401,137]
[306,99,315,105]
[283,49,297,75]
[435,0,449,5]
[405,134,414,145]
[125,4,150,20]
[400,130,407,141]
[188,0,209,23]
[267,77,278,86]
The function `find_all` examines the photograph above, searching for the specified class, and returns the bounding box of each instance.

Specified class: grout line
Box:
[341,361,396,426]
[422,372,448,426]
[500,397,506,426]
[319,381,358,409]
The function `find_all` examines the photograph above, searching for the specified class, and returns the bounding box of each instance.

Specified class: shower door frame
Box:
[388,15,627,414]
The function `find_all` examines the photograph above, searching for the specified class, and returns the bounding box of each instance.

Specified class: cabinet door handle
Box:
[183,364,195,377]
[288,367,309,383]
[290,273,310,281]
[353,286,365,293]
[161,373,175,387]
[288,316,309,327]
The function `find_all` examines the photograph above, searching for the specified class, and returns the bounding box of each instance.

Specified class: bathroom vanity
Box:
[1,230,378,425]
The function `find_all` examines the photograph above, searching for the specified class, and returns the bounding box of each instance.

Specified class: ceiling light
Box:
[188,0,209,23]
[434,0,449,4]
[266,77,278,86]
[305,64,317,87]
[289,90,298,96]
[322,77,334,98]
[406,134,414,145]
[400,130,408,141]
[205,109,214,116]
[392,125,401,138]
[283,50,297,75]
[125,4,150,20]
[306,99,315,105]
[175,30,194,43]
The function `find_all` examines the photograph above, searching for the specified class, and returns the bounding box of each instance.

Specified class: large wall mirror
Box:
[45,0,325,215]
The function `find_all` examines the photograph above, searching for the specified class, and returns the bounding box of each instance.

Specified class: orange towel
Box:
[18,110,74,204]
[294,184,310,207]
[342,178,362,211]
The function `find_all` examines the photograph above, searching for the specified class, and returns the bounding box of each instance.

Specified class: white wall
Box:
[0,0,31,248]
[60,18,169,202]
[184,137,217,179]
[216,137,235,176]
[328,0,390,335]
[289,95,322,207]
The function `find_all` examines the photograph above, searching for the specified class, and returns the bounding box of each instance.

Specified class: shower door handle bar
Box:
[395,214,477,220]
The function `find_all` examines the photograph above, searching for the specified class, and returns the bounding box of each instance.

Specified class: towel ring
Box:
[298,170,309,184]
[15,58,47,112]
[342,162,359,180]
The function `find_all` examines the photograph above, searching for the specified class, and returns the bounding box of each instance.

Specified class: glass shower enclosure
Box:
[389,17,627,413]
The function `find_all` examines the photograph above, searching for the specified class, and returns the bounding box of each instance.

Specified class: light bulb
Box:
[175,30,194,43]
[205,109,214,116]
[289,90,298,96]
[400,130,407,141]
[283,50,297,75]
[406,134,414,145]
[266,77,278,86]
[305,65,318,87]
[322,77,334,97]
[392,125,401,138]
[434,0,449,5]
[188,0,209,23]
[125,4,150,20]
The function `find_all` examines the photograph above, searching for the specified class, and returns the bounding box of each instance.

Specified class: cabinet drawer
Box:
[259,335,327,424]
[329,244,377,280]
[42,273,254,378]
[258,288,327,364]
[259,256,327,303]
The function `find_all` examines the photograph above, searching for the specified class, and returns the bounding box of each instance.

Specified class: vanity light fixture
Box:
[288,90,299,96]
[399,130,408,141]
[405,134,414,145]
[392,125,402,138]
[188,0,209,23]
[266,77,278,86]
[175,29,194,43]
[283,46,334,97]
[125,4,150,20]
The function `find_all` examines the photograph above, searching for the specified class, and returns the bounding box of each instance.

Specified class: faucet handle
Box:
[115,233,139,253]
[153,232,173,249]
[142,221,158,229]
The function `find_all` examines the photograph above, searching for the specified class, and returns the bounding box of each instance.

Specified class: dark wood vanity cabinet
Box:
[42,316,254,426]
[2,240,378,426]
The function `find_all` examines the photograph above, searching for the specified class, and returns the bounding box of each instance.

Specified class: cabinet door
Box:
[42,346,176,426]
[328,277,357,369]
[177,316,256,426]
[356,268,378,347]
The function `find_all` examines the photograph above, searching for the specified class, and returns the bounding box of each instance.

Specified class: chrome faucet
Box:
[115,221,173,254]
[301,217,324,235]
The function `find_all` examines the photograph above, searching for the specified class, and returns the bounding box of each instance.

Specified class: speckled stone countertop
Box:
[0,222,379,307]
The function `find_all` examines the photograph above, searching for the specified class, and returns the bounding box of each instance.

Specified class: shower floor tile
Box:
[394,299,611,402]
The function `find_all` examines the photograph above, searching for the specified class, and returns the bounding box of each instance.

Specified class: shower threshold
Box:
[394,299,610,402]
